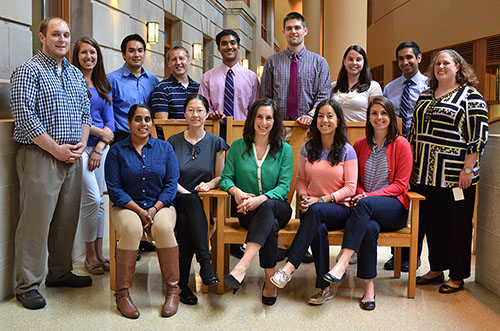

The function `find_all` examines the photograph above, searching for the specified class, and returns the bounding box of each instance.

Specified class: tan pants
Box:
[112,206,177,250]
[15,145,82,294]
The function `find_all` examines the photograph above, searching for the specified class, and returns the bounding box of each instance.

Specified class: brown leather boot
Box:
[115,249,140,319]
[157,246,181,317]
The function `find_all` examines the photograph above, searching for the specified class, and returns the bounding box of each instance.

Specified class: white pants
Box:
[79,145,108,242]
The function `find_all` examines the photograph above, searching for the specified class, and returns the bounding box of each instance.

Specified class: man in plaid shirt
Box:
[10,17,93,310]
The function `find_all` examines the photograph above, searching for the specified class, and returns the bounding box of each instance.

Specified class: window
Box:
[261,0,268,42]
[164,18,172,78]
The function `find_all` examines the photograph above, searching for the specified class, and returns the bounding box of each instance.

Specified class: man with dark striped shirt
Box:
[150,46,200,119]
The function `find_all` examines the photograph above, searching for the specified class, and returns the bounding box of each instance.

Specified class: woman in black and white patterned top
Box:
[409,49,488,293]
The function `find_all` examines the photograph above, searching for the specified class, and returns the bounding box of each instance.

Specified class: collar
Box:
[124,135,154,150]
[168,74,193,86]
[38,50,69,70]
[401,70,425,86]
[284,47,307,59]
[222,62,241,75]
[371,136,387,152]
[121,64,147,78]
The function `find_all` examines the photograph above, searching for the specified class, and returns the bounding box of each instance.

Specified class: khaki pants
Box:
[112,206,177,250]
[15,146,82,294]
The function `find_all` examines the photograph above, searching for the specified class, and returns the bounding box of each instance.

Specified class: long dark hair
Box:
[333,45,372,94]
[72,36,111,104]
[365,96,399,147]
[242,98,283,158]
[305,99,347,166]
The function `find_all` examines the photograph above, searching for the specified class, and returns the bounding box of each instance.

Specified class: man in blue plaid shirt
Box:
[10,17,93,310]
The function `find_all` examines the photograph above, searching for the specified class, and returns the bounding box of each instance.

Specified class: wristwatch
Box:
[318,196,325,203]
[463,168,473,174]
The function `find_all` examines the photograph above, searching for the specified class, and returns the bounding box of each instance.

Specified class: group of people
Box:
[9,10,488,317]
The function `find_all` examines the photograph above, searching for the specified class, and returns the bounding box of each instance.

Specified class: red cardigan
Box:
[353,135,412,210]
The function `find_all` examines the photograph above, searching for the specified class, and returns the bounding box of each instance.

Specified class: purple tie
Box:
[223,68,234,118]
[287,53,299,120]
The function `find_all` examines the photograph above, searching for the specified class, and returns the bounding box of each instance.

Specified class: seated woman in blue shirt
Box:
[220,98,293,306]
[105,104,180,319]
[167,94,229,305]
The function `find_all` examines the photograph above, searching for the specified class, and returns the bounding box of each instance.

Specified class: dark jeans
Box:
[342,196,408,279]
[414,184,475,280]
[234,199,291,268]
[288,203,351,289]
[174,194,210,288]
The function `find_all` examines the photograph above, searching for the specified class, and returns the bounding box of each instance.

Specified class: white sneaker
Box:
[270,268,292,288]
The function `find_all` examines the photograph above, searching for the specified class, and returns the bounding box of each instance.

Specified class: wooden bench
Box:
[109,119,220,292]
[199,117,424,298]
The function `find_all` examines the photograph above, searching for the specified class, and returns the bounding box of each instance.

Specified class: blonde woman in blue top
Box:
[220,98,293,305]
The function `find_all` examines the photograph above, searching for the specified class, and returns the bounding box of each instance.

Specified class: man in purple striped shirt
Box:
[260,12,331,127]
[200,29,259,122]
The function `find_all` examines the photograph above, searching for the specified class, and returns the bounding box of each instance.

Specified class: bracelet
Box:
[93,150,103,155]
[152,206,158,213]
[306,113,314,118]
[330,193,336,203]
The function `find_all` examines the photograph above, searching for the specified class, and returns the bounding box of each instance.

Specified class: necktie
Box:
[287,53,299,120]
[400,79,413,135]
[224,68,234,118]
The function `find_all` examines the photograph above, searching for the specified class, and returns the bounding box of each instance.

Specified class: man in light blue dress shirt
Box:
[108,34,159,142]
[383,41,428,272]
[384,41,428,135]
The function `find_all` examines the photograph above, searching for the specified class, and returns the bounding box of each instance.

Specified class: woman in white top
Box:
[331,45,382,122]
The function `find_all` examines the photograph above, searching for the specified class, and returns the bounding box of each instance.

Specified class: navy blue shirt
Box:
[150,75,200,119]
[105,136,179,209]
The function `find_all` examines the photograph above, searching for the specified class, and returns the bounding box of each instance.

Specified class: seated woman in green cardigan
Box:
[220,98,293,306]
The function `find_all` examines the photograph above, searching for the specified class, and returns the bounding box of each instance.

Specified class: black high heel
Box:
[323,271,346,285]
[224,274,242,294]
[262,283,277,306]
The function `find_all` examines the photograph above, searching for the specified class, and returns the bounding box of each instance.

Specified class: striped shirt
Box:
[150,75,200,119]
[364,138,390,193]
[260,47,331,120]
[409,85,489,187]
[10,51,91,145]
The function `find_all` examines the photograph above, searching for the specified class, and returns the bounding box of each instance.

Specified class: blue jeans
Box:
[342,196,408,279]
[288,202,350,289]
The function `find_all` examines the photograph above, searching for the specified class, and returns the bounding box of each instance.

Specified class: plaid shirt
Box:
[260,47,331,120]
[10,51,91,145]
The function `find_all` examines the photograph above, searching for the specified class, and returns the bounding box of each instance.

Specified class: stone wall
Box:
[476,133,500,297]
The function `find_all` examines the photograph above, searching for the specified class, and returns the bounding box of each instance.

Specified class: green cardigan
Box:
[219,138,293,201]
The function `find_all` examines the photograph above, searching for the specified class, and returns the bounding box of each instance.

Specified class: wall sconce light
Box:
[257,65,264,78]
[241,58,249,69]
[192,43,202,60]
[147,22,159,44]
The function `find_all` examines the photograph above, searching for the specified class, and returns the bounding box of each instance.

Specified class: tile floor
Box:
[1,246,499,331]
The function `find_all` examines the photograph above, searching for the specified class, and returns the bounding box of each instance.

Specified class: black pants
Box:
[288,203,350,289]
[174,194,210,288]
[234,199,291,268]
[342,196,408,279]
[390,183,426,262]
[414,184,475,280]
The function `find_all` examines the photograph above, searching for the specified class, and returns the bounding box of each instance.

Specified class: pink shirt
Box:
[296,142,358,207]
[199,62,259,120]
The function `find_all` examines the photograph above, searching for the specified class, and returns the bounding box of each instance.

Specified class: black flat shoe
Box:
[45,273,92,288]
[416,273,444,285]
[360,295,376,311]
[224,274,242,294]
[200,264,220,286]
[261,284,277,306]
[180,286,198,305]
[439,281,464,294]
[322,272,346,285]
